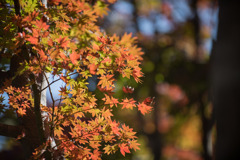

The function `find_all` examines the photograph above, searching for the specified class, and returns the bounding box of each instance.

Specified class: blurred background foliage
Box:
[100,0,218,159]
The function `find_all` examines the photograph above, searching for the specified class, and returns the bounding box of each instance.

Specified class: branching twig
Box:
[40,72,78,92]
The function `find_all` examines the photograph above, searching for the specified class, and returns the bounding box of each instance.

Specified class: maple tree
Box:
[0,0,153,159]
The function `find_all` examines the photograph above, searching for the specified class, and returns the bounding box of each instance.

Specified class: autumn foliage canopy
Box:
[0,0,153,159]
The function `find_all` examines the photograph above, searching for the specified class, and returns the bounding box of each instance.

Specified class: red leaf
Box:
[143,97,155,106]
[122,86,134,94]
[119,143,130,156]
[97,86,114,95]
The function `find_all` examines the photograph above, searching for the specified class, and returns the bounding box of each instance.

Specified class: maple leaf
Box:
[119,143,130,156]
[54,126,63,138]
[89,63,98,75]
[115,57,125,67]
[120,98,136,110]
[35,20,49,30]
[59,51,67,59]
[103,145,112,155]
[121,33,135,45]
[38,49,48,61]
[129,140,140,151]
[56,21,70,32]
[70,51,80,65]
[138,102,152,115]
[31,28,39,37]
[102,94,118,107]
[48,38,53,46]
[93,1,110,17]
[121,124,133,133]
[98,74,115,90]
[132,66,143,83]
[17,107,26,116]
[27,36,38,45]
[101,57,112,65]
[91,150,101,160]
[92,42,99,50]
[121,124,137,139]
[143,97,155,106]
[89,140,100,151]
[97,86,114,95]
[110,120,120,135]
[122,67,132,79]
[22,11,39,22]
[102,109,113,119]
[56,36,69,49]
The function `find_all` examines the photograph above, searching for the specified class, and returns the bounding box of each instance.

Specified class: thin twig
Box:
[40,72,78,92]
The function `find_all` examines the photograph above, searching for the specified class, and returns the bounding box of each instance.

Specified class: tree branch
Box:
[30,74,46,144]
[40,72,78,92]
[0,123,23,138]
[13,0,21,16]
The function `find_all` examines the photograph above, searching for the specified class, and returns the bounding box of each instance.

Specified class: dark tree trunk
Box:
[0,0,46,159]
[211,1,240,159]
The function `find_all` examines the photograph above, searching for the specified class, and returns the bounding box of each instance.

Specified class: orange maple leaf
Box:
[27,36,38,45]
[132,67,143,83]
[54,126,63,138]
[109,120,120,135]
[35,20,49,30]
[102,109,113,119]
[102,94,118,107]
[89,63,98,75]
[120,98,136,110]
[70,51,80,65]
[98,74,115,90]
[138,102,152,115]
[129,140,140,151]
[38,49,48,61]
[17,108,26,116]
[56,36,69,49]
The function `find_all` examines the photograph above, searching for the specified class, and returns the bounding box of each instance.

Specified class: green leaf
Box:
[20,0,38,13]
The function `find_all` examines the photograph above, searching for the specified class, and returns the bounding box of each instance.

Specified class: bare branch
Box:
[40,72,78,92]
